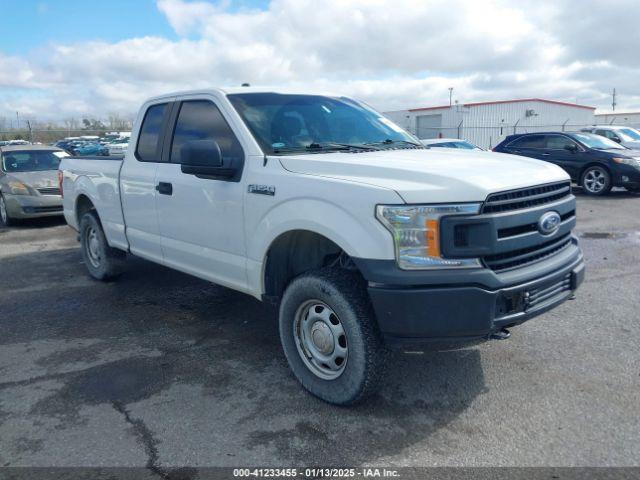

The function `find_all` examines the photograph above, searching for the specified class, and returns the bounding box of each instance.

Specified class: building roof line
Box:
[595,111,640,116]
[408,98,596,112]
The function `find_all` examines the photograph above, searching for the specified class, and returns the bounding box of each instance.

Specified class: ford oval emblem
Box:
[538,211,561,236]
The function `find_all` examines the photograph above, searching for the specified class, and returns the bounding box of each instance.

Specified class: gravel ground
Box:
[0,189,638,471]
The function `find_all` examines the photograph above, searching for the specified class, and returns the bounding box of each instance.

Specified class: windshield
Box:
[2,151,65,172]
[431,141,479,150]
[619,128,640,141]
[569,133,627,150]
[228,93,420,154]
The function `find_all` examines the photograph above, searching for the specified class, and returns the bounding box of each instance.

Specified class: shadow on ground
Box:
[1,242,486,467]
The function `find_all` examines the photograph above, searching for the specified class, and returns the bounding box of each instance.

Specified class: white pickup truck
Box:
[59,88,584,405]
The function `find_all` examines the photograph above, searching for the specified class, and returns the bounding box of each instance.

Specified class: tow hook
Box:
[490,328,511,340]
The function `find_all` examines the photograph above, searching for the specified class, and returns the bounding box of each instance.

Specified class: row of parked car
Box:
[1,120,638,228]
[421,125,640,196]
[54,133,130,157]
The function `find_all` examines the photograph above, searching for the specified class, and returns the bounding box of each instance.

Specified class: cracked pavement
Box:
[0,189,639,469]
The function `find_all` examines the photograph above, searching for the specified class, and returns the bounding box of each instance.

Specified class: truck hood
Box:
[5,170,58,189]
[277,149,569,203]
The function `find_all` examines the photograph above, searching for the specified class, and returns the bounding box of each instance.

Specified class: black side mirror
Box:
[564,143,578,152]
[180,140,236,179]
[612,136,622,143]
[181,139,222,167]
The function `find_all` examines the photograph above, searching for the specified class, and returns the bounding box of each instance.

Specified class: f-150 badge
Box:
[248,184,276,196]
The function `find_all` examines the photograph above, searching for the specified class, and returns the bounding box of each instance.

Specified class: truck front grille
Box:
[482,181,571,214]
[483,233,572,272]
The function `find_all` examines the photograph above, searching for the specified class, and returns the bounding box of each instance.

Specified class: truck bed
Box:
[59,156,128,250]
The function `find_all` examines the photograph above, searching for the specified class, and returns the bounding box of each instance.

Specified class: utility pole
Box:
[448,87,454,107]
[26,120,33,143]
[16,111,19,130]
[612,88,617,111]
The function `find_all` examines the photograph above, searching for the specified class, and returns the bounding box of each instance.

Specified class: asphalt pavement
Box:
[0,189,638,471]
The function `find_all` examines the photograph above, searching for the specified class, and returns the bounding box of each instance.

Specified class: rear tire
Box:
[79,211,125,281]
[580,166,612,196]
[279,267,387,405]
[0,194,16,227]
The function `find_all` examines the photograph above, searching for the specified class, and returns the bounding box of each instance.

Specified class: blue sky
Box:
[0,0,638,122]
[0,0,268,55]
[1,0,175,54]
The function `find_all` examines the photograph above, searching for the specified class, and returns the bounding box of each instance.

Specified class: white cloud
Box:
[1,0,639,123]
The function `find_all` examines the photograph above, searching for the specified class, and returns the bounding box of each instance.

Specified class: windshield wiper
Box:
[306,142,378,151]
[364,139,423,148]
[272,142,377,154]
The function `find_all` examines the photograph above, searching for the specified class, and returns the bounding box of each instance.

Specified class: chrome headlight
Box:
[376,203,482,270]
[613,157,640,169]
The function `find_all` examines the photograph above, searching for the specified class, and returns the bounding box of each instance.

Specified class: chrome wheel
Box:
[0,196,7,224]
[293,300,348,380]
[85,226,102,268]
[583,168,607,194]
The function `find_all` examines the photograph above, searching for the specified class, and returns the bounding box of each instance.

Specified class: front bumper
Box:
[613,164,640,188]
[3,193,63,219]
[357,243,585,349]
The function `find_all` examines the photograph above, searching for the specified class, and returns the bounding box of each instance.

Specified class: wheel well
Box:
[75,194,96,225]
[579,163,611,184]
[263,230,355,301]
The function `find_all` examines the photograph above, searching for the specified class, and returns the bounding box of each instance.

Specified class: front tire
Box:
[581,166,612,196]
[79,211,125,281]
[279,268,387,405]
[0,194,16,227]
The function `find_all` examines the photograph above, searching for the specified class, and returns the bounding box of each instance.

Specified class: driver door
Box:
[154,97,249,293]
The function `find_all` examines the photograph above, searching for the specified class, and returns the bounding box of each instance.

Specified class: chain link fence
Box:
[3,122,640,150]
[408,122,640,150]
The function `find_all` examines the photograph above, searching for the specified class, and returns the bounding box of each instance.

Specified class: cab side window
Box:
[136,103,168,162]
[170,100,244,164]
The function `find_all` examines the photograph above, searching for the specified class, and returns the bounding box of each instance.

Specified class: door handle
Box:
[155,182,173,195]
[541,153,551,156]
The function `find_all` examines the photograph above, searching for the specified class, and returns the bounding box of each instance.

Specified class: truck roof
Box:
[143,86,344,104]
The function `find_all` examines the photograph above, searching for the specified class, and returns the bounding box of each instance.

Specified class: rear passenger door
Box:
[120,100,174,263]
[154,96,249,292]
[502,134,546,160]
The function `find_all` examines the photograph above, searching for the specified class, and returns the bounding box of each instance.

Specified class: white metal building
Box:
[384,99,596,149]
[594,111,640,128]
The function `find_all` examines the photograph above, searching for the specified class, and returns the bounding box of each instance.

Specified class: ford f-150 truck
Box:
[59,88,585,405]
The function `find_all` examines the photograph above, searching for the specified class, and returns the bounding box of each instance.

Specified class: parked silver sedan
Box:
[0,145,68,226]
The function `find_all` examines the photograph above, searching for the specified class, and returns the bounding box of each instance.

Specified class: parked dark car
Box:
[494,132,640,195]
